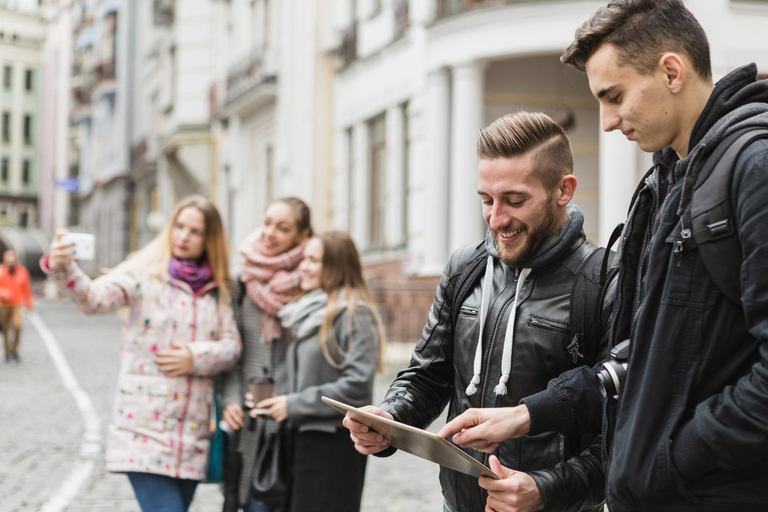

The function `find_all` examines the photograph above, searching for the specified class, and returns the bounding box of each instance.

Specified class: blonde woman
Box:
[42,195,241,512]
[256,231,384,512]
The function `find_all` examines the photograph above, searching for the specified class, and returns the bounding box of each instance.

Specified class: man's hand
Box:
[480,455,543,512]
[156,342,194,377]
[341,405,392,455]
[437,405,531,453]
[222,403,245,431]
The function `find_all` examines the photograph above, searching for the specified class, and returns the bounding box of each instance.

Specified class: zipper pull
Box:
[674,228,691,267]
[674,240,683,266]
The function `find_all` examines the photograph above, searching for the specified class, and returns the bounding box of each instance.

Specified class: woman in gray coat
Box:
[220,197,312,512]
[257,231,384,512]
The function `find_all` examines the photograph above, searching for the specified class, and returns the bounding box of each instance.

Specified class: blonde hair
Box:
[113,195,232,305]
[315,232,385,373]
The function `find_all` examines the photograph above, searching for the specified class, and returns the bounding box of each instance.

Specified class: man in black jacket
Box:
[439,1,768,511]
[343,111,610,512]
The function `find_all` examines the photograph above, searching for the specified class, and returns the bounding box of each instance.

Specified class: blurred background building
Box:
[25,0,768,339]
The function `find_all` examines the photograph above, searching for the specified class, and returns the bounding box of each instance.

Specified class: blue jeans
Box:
[126,472,198,512]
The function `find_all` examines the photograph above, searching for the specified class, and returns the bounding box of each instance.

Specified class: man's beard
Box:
[494,202,557,266]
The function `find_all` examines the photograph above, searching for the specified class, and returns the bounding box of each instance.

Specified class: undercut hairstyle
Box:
[477,111,573,191]
[561,0,712,82]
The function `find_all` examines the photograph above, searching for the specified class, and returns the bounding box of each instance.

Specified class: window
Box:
[19,211,28,228]
[22,159,30,184]
[23,115,31,145]
[2,112,9,143]
[368,113,387,248]
[24,69,33,92]
[1,158,7,182]
[2,66,10,89]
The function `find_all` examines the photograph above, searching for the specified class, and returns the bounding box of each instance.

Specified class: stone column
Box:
[598,130,638,244]
[419,67,450,272]
[386,104,405,247]
[450,61,486,252]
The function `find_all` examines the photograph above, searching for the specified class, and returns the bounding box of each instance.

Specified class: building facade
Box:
[325,0,768,341]
[209,0,335,270]
[0,1,44,230]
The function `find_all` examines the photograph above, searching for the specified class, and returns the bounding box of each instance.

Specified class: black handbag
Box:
[251,421,291,505]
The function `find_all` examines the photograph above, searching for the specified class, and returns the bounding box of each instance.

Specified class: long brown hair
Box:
[114,195,232,305]
[316,232,385,373]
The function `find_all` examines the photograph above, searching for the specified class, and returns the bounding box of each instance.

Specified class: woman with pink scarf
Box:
[220,197,312,512]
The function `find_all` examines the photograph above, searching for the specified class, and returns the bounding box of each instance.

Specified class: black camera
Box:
[596,340,630,400]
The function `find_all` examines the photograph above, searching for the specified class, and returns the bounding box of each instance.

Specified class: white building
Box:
[0,1,44,229]
[40,0,74,236]
[67,0,138,271]
[131,0,221,250]
[324,0,768,340]
[210,0,335,266]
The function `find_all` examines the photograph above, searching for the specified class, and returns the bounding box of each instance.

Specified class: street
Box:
[0,299,443,511]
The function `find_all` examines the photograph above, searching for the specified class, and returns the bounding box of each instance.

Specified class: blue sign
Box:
[55,177,79,192]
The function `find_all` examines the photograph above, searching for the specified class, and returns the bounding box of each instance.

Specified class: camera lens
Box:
[596,360,628,400]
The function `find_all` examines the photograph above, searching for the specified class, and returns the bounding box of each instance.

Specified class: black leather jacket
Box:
[379,233,610,512]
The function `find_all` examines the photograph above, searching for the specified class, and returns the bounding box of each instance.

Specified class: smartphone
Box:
[62,232,96,261]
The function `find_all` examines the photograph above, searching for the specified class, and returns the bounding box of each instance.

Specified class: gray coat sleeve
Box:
[285,306,381,421]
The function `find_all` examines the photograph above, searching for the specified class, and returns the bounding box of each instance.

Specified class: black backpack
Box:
[448,241,617,368]
[686,126,768,304]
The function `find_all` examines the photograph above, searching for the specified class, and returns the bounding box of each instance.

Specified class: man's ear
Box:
[556,175,577,206]
[659,52,687,93]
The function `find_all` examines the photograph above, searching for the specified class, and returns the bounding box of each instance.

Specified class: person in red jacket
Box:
[0,249,33,362]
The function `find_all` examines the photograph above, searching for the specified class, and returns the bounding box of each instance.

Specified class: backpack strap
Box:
[691,127,768,304]
[568,242,617,367]
[449,243,489,325]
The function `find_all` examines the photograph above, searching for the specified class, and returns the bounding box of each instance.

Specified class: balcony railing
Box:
[436,0,544,19]
[225,45,275,106]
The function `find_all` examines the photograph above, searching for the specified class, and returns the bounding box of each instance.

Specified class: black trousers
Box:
[289,427,367,512]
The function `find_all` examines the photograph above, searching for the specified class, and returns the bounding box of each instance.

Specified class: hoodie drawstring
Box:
[465,256,531,397]
[466,256,494,396]
[493,267,531,396]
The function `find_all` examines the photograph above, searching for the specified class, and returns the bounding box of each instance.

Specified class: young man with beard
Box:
[343,111,611,512]
[439,1,768,511]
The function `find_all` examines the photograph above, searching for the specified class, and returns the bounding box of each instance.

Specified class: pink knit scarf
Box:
[239,232,307,344]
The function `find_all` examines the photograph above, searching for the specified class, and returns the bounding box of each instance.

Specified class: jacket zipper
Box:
[528,316,569,336]
[630,176,659,340]
[477,268,520,509]
[175,293,197,477]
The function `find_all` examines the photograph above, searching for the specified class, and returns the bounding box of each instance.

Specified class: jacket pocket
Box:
[459,304,479,317]
[527,315,570,337]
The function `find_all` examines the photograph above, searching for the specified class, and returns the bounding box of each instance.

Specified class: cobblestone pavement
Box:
[0,299,443,511]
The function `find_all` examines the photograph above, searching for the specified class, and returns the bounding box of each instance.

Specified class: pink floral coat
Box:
[44,262,241,480]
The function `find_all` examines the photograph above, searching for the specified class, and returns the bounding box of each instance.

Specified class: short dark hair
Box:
[477,111,573,191]
[561,0,712,81]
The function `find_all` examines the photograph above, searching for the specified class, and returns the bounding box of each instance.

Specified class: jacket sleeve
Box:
[285,306,380,421]
[378,248,472,430]
[671,139,768,482]
[42,259,138,315]
[187,300,242,377]
[528,435,605,512]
